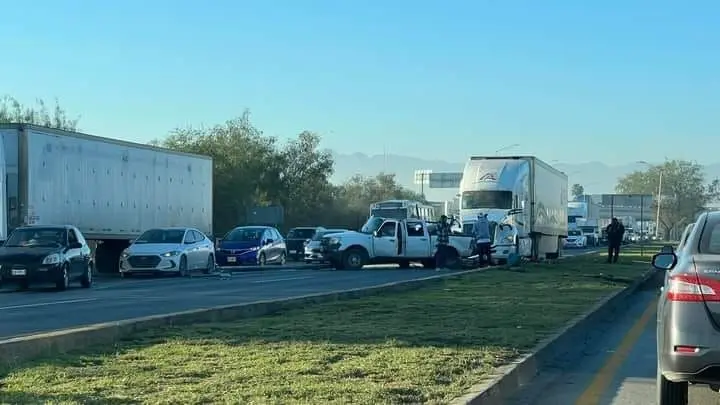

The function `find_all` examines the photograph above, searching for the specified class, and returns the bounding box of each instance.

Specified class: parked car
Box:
[0,225,93,291]
[654,211,720,404]
[216,226,287,266]
[564,229,587,248]
[119,227,215,277]
[305,228,348,263]
[286,226,324,261]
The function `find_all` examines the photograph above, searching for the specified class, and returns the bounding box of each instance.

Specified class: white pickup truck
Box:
[320,216,475,270]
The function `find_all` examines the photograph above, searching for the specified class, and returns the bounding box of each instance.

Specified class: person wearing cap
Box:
[435,215,451,270]
[605,217,625,263]
[473,213,492,266]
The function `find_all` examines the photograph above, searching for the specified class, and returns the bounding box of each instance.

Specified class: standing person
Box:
[605,217,626,263]
[435,215,451,270]
[473,213,492,266]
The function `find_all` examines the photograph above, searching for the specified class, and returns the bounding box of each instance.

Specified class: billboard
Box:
[428,172,463,188]
[600,194,654,208]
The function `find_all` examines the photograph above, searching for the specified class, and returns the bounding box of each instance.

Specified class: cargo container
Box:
[0,124,213,273]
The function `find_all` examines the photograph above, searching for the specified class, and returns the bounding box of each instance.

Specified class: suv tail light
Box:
[667,274,720,302]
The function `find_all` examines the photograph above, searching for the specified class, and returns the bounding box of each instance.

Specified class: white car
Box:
[564,230,587,248]
[119,227,215,277]
[305,228,348,263]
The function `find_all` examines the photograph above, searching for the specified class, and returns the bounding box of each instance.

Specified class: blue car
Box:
[215,226,287,267]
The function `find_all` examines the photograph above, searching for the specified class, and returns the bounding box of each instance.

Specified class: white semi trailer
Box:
[459,156,568,262]
[0,124,213,273]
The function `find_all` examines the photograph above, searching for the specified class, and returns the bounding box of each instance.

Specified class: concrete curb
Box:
[450,265,661,405]
[0,269,483,369]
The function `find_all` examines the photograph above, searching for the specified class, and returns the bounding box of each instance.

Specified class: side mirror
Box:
[660,245,675,253]
[372,231,378,237]
[266,239,274,245]
[652,252,677,271]
[69,242,82,249]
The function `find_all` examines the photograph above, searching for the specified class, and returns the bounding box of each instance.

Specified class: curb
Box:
[0,269,483,369]
[450,265,661,405]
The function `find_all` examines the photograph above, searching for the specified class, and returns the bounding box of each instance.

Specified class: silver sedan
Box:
[119,227,215,277]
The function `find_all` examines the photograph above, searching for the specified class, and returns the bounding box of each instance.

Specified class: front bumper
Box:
[0,263,63,286]
[304,246,324,261]
[119,254,179,274]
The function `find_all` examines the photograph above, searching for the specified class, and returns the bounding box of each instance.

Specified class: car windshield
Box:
[224,228,264,242]
[4,228,66,247]
[360,216,386,234]
[314,230,347,240]
[568,230,582,236]
[134,229,185,244]
[287,228,317,239]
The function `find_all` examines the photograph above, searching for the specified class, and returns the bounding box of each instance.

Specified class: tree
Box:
[0,95,79,130]
[615,160,720,237]
[571,183,585,201]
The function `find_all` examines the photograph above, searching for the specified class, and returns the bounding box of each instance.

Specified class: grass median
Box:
[0,246,656,405]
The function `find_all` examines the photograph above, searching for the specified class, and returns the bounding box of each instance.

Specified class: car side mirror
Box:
[652,252,677,271]
[266,239,274,245]
[69,242,82,249]
[372,231,378,237]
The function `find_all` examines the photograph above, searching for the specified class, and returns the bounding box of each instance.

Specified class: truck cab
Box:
[321,216,474,270]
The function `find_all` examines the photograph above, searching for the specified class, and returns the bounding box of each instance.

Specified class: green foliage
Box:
[0,95,79,130]
[615,160,720,236]
[570,183,584,201]
[153,110,423,234]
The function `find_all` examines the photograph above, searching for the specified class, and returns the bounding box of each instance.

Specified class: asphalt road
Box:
[0,266,473,340]
[507,286,720,404]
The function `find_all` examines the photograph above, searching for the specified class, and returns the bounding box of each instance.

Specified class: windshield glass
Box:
[568,230,582,236]
[224,227,264,242]
[370,208,408,219]
[287,228,317,239]
[313,230,346,240]
[361,216,386,234]
[461,191,513,209]
[4,228,66,247]
[134,229,185,244]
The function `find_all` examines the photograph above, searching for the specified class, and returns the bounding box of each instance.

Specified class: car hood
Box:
[0,246,63,262]
[326,231,368,240]
[218,240,261,250]
[128,243,183,255]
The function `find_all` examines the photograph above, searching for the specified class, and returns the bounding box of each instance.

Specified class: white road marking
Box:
[0,298,98,311]
[251,276,313,284]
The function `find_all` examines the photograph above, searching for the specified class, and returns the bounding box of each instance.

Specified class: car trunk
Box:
[693,254,720,325]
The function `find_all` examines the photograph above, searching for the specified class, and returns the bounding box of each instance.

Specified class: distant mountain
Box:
[328,152,720,202]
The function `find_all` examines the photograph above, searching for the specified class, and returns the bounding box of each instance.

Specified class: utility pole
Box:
[656,170,663,239]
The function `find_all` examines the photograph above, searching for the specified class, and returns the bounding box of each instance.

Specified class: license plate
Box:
[289,250,296,254]
[11,269,26,276]
[227,257,236,263]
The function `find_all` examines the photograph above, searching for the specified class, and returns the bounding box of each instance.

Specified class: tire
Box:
[56,264,70,291]
[258,253,267,267]
[80,262,94,288]
[203,254,214,274]
[178,256,188,277]
[342,248,367,270]
[657,370,688,405]
[276,252,287,266]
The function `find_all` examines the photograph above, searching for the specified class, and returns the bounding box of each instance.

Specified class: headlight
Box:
[120,249,130,259]
[501,235,514,244]
[42,254,61,265]
[329,237,341,245]
[161,251,181,257]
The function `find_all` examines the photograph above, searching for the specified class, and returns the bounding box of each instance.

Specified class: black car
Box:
[286,227,325,261]
[0,225,94,291]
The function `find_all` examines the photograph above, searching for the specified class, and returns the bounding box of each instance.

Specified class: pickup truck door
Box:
[405,221,431,258]
[373,220,398,257]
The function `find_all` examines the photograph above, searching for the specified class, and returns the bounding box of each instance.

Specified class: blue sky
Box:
[2,0,717,165]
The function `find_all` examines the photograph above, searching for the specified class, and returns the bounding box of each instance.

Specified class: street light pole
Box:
[655,170,663,239]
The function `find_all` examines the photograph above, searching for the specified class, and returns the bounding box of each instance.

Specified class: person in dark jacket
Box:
[605,218,625,263]
[435,215,451,270]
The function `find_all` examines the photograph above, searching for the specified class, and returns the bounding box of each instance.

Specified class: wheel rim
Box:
[87,264,93,283]
[259,254,266,266]
[349,253,361,266]
[63,267,69,287]
[281,254,286,265]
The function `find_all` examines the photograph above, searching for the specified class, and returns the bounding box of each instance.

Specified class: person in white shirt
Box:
[473,213,492,266]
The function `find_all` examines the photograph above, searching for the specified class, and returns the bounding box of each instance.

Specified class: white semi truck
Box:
[459,156,568,262]
[0,124,213,273]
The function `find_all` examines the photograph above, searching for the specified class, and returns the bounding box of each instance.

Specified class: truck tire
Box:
[342,248,367,270]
